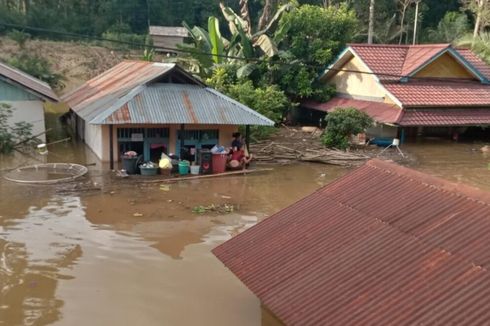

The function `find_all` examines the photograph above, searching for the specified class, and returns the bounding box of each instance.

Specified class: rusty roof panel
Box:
[96,84,274,126]
[213,159,490,326]
[61,61,175,117]
[0,61,58,101]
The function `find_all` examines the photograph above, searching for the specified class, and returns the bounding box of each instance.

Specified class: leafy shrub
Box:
[0,103,34,154]
[7,30,31,48]
[322,108,374,150]
[8,53,64,89]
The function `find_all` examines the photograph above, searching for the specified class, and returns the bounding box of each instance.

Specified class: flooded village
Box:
[1,1,490,326]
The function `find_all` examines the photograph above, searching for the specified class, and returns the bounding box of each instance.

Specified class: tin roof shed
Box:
[214,159,490,326]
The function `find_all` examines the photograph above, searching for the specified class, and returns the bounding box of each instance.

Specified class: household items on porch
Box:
[178,160,190,175]
[139,161,159,176]
[121,151,142,175]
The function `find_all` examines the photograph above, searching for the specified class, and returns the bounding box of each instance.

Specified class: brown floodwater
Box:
[0,139,489,325]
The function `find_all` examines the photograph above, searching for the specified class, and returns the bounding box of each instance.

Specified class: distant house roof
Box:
[214,159,490,326]
[62,61,274,126]
[149,26,188,38]
[302,97,402,124]
[0,61,58,102]
[320,44,490,107]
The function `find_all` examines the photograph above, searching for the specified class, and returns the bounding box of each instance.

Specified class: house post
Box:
[109,125,114,170]
[180,124,185,158]
[245,125,250,153]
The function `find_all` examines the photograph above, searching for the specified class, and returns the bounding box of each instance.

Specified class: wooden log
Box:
[135,168,274,184]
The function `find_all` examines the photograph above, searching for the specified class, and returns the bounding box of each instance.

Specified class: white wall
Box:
[84,123,104,160]
[4,100,46,142]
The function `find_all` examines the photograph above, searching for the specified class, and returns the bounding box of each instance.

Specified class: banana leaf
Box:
[254,34,278,57]
[208,16,224,64]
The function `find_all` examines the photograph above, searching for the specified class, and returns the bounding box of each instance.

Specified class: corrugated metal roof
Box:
[149,26,188,37]
[62,61,274,126]
[0,61,58,101]
[213,159,490,326]
[62,61,176,119]
[96,83,274,126]
[399,108,490,126]
[302,97,402,124]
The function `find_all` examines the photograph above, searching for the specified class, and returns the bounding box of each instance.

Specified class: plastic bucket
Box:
[122,157,138,174]
[178,161,190,175]
[190,165,200,175]
[212,153,228,174]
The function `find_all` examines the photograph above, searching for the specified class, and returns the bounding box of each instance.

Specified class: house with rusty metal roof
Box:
[0,61,59,142]
[149,26,189,53]
[61,61,273,167]
[302,44,490,142]
[214,159,490,325]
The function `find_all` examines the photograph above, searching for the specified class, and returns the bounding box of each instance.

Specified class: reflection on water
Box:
[0,140,489,325]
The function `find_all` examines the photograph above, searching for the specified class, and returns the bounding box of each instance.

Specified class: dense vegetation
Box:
[1,0,490,143]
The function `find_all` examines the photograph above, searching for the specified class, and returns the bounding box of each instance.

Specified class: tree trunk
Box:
[413,0,420,45]
[239,0,252,34]
[368,0,375,44]
[398,1,409,45]
[258,0,276,31]
[473,0,485,41]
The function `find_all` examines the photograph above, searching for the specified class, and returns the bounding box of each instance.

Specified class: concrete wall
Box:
[366,123,398,139]
[330,55,387,100]
[3,100,46,142]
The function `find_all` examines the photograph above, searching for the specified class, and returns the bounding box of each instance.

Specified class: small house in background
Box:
[149,26,188,53]
[214,159,490,326]
[0,62,58,142]
[302,44,490,142]
[61,61,273,168]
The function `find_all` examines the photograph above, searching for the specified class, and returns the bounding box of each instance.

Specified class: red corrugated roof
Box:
[384,81,490,107]
[213,159,490,326]
[399,108,490,126]
[302,97,402,124]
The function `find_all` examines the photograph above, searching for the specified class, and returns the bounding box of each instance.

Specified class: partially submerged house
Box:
[149,26,188,53]
[0,62,58,142]
[61,61,273,168]
[214,159,490,325]
[303,44,490,140]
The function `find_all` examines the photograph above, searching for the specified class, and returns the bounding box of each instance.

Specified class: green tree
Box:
[273,4,356,100]
[322,108,374,150]
[0,103,35,154]
[426,11,469,42]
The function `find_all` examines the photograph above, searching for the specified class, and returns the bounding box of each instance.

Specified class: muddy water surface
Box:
[0,141,489,325]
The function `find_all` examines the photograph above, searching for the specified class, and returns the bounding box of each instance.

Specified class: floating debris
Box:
[192,204,235,214]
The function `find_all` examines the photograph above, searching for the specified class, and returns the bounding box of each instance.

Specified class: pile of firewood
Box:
[249,127,370,166]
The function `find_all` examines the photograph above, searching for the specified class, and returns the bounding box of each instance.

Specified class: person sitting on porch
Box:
[228,148,253,170]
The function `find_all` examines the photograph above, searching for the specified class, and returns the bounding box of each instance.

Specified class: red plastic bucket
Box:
[212,153,228,173]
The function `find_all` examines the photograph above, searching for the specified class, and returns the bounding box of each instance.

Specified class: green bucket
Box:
[178,160,190,175]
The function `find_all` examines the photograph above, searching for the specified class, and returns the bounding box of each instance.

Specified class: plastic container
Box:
[190,165,200,175]
[140,167,158,176]
[178,160,190,175]
[212,153,228,174]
